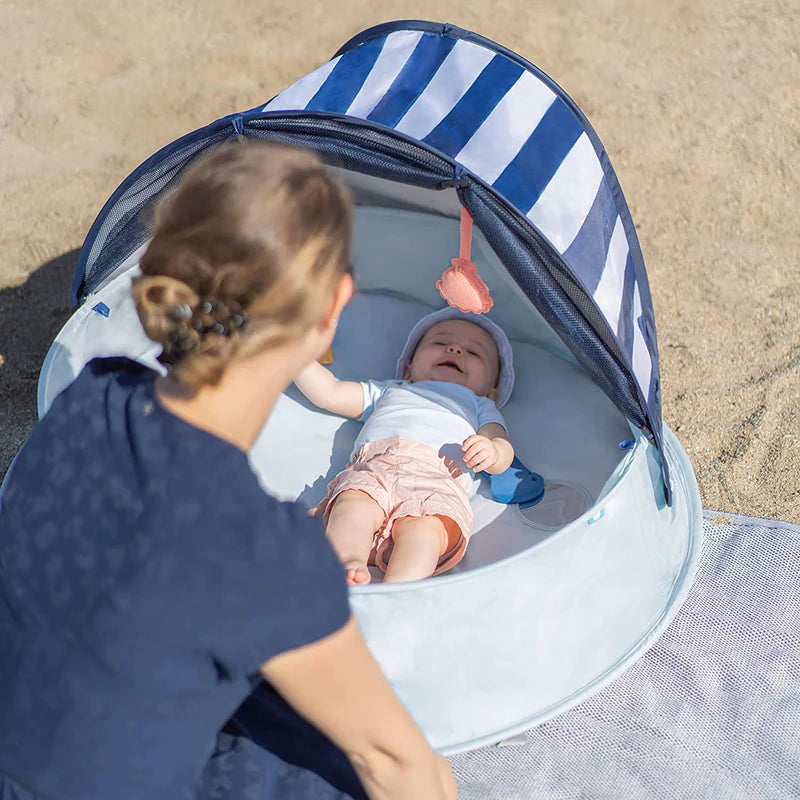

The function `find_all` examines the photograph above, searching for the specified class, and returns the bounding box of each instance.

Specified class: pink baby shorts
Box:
[316,436,474,576]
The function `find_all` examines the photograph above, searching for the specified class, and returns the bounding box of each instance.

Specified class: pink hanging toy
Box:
[436,206,494,314]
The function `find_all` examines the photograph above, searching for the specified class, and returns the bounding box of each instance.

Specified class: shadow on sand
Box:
[0,249,78,480]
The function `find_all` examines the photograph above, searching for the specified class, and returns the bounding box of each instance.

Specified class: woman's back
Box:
[0,141,457,800]
[0,357,349,799]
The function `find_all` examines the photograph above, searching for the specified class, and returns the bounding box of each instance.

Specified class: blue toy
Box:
[489,457,544,508]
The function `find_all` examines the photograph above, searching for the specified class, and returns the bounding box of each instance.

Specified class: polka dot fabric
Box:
[0,358,350,800]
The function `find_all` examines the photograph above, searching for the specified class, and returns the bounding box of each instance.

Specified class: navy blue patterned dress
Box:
[0,358,361,799]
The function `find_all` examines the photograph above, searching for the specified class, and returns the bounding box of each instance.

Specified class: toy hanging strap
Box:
[459,204,473,262]
[436,206,494,314]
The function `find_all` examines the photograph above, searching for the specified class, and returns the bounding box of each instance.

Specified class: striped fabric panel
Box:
[259,27,656,401]
[561,175,619,294]
[263,55,342,112]
[616,253,636,361]
[305,35,388,113]
[631,282,653,403]
[394,39,496,141]
[592,216,630,335]
[346,31,423,118]
[595,220,655,403]
[526,133,605,256]
[492,98,583,215]
[455,70,555,182]
[418,55,524,153]
[365,35,458,127]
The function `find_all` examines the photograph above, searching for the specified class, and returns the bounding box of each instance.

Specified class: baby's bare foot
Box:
[343,561,371,586]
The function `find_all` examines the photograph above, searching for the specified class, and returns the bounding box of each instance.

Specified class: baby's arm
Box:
[294,360,364,418]
[462,423,515,474]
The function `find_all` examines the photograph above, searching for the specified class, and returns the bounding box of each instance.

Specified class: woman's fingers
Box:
[437,756,458,799]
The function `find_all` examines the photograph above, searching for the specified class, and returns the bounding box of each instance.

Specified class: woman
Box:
[0,141,456,800]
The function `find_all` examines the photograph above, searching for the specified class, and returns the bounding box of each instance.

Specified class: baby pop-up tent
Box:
[36,21,702,753]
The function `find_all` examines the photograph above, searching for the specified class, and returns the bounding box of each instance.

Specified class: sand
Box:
[1,0,797,521]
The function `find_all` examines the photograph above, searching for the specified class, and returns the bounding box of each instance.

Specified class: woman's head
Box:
[132,140,352,387]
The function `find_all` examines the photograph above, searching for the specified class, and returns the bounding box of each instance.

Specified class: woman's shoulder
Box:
[53,357,156,410]
[82,356,156,385]
[85,355,152,374]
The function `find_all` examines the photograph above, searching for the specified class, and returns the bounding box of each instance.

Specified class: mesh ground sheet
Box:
[202,511,800,799]
[447,511,800,799]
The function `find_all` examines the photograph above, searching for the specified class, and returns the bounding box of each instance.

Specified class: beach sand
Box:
[1,0,797,521]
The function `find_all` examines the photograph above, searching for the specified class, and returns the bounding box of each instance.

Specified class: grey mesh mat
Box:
[199,511,800,799]
[447,510,800,799]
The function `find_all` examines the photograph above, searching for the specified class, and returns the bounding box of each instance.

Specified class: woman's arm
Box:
[294,361,365,418]
[261,616,457,800]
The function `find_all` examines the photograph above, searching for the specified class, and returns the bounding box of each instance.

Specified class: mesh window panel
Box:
[463,186,650,434]
[78,128,237,301]
[244,116,454,189]
[76,112,662,493]
[79,115,457,303]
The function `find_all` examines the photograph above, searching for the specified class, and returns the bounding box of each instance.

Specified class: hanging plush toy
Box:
[436,206,494,314]
[432,209,543,506]
[323,206,492,366]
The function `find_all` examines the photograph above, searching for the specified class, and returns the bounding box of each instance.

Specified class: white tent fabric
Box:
[199,511,798,798]
[262,22,660,435]
[35,205,703,753]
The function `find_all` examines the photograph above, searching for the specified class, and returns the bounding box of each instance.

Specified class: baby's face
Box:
[404,320,500,399]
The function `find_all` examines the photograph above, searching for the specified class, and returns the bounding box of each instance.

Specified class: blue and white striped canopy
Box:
[72,20,668,499]
[261,21,665,492]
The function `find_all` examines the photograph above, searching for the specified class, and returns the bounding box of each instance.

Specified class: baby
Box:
[294,308,515,584]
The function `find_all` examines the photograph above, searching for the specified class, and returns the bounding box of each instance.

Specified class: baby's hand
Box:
[462,434,501,473]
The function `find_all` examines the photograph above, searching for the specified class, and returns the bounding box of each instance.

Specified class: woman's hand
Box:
[262,616,457,800]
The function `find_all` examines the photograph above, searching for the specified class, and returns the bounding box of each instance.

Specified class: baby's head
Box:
[403,319,501,400]
[397,309,515,407]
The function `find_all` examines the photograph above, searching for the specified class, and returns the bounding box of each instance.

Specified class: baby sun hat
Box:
[396,307,515,408]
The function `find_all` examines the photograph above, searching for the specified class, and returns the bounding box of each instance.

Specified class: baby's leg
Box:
[325,489,385,585]
[382,515,454,583]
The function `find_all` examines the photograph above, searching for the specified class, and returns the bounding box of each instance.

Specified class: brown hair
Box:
[132,140,352,387]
